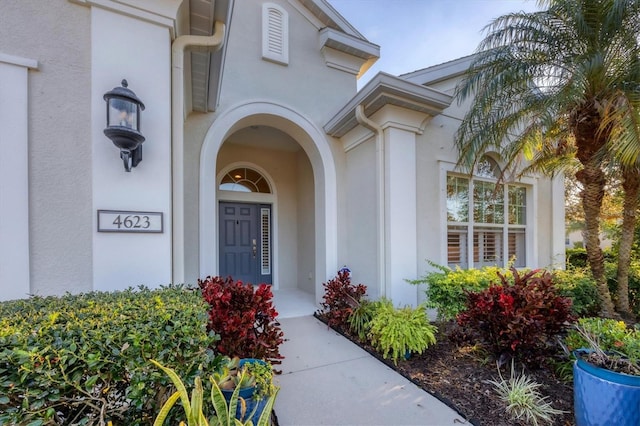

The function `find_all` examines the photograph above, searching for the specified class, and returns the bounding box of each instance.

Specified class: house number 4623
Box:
[97,210,163,233]
[112,214,150,229]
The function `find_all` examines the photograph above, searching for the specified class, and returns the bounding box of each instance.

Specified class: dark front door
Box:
[219,202,272,285]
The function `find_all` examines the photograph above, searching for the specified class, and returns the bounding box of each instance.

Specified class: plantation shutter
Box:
[261,208,271,275]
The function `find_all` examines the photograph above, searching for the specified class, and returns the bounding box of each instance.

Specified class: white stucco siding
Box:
[220,0,356,124]
[415,115,455,278]
[296,151,316,293]
[1,0,93,297]
[345,136,378,298]
[91,7,172,291]
[383,126,419,306]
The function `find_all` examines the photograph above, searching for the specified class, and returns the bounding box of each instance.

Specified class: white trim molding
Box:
[0,54,38,300]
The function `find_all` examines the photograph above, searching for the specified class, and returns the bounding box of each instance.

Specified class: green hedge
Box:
[0,286,220,426]
[552,269,600,317]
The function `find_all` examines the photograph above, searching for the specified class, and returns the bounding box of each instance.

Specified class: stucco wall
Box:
[1,0,93,296]
[220,0,356,124]
[344,137,378,297]
[296,150,316,293]
[90,7,173,292]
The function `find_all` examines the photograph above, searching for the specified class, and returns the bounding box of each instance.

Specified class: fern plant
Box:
[368,300,437,364]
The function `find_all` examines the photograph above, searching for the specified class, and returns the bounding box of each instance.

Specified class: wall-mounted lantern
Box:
[103,79,145,172]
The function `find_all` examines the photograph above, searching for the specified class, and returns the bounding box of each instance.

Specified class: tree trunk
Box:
[615,168,640,316]
[576,161,616,317]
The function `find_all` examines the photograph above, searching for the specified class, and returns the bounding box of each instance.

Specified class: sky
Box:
[328,0,541,86]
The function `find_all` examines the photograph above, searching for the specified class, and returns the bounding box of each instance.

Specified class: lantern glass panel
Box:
[108,98,139,130]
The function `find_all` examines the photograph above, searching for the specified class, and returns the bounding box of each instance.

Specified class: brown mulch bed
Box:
[315,314,575,426]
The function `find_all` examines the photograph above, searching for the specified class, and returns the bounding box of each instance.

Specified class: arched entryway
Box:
[199,101,337,306]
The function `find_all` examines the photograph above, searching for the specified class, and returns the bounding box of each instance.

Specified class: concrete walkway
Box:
[273,315,469,426]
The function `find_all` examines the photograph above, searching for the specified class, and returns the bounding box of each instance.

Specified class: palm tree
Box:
[454,0,640,317]
[616,166,639,314]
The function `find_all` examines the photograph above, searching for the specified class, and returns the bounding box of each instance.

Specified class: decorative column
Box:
[376,105,431,307]
[0,54,37,301]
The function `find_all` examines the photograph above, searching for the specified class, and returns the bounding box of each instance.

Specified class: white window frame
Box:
[439,160,536,269]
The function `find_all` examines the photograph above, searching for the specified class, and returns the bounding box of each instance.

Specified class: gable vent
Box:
[262,3,289,65]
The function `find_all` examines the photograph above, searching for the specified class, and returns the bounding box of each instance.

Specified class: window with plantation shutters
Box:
[262,3,289,65]
[446,155,528,269]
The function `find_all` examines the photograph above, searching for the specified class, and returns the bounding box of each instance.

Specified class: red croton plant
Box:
[198,276,284,365]
[318,268,367,330]
[456,268,575,365]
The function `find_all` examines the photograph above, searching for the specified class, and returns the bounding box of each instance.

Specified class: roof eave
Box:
[324,72,454,138]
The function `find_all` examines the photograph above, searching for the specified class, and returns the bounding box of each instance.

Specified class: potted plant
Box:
[566,318,640,426]
[151,358,278,426]
[213,357,277,423]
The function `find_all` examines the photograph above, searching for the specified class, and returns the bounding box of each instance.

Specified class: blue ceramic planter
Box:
[574,352,640,426]
[221,358,269,424]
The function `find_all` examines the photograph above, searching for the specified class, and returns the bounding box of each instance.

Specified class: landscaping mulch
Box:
[316,314,575,426]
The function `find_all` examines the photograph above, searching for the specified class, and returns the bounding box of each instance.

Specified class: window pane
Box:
[447,225,468,268]
[508,186,526,225]
[447,176,469,222]
[473,227,503,267]
[219,168,271,193]
[475,155,501,179]
[474,181,504,224]
[508,228,526,267]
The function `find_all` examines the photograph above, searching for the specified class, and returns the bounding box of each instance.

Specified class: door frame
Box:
[216,162,278,289]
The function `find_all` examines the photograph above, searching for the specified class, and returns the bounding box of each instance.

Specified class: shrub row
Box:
[0,286,220,426]
[412,262,603,320]
[318,271,437,364]
[320,267,574,367]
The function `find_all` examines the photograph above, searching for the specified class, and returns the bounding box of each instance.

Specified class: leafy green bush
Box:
[0,286,220,426]
[566,248,588,269]
[368,299,437,364]
[457,269,574,365]
[409,262,512,320]
[552,268,600,317]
